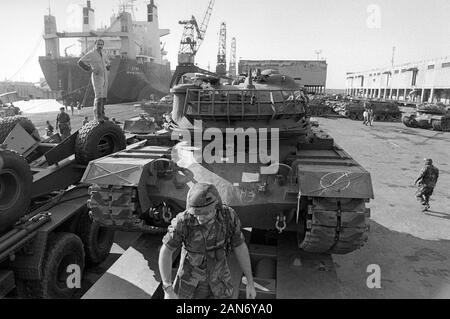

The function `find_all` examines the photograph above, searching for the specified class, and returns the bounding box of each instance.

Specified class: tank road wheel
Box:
[0,116,40,143]
[402,115,413,127]
[23,233,85,299]
[431,120,443,131]
[77,209,115,265]
[298,198,370,255]
[0,150,32,233]
[75,121,126,165]
[442,118,450,132]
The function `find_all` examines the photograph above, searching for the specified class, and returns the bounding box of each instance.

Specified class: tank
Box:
[307,95,338,117]
[82,71,374,255]
[337,99,402,122]
[402,103,450,131]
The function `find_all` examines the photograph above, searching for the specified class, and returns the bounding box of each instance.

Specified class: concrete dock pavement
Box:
[81,117,450,299]
[316,117,450,299]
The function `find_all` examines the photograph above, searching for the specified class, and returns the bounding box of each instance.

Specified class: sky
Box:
[0,0,450,88]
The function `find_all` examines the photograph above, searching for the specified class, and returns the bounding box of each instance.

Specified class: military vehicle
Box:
[336,99,402,122]
[82,71,374,255]
[0,115,128,298]
[402,103,450,131]
[307,95,338,117]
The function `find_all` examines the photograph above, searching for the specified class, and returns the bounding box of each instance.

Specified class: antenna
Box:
[48,0,51,15]
[391,46,396,67]
[315,50,323,60]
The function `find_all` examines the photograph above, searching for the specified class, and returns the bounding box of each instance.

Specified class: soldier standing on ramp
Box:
[56,107,71,140]
[78,39,110,123]
[158,183,257,299]
[415,158,439,212]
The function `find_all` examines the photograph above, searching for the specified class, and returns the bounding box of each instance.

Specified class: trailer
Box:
[0,116,132,298]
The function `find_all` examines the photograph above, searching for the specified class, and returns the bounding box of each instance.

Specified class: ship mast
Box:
[120,0,137,20]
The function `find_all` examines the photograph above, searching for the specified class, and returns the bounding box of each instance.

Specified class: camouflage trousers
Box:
[415,185,434,206]
[59,123,71,141]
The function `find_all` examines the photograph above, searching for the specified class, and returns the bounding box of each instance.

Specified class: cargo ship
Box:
[39,0,172,106]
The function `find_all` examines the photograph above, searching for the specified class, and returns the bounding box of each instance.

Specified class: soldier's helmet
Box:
[187,183,222,216]
[424,158,433,165]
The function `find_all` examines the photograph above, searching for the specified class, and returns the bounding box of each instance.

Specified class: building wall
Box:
[0,82,58,100]
[346,57,450,104]
[238,60,327,93]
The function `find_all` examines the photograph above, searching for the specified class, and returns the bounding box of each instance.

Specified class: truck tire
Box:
[75,121,126,165]
[77,210,115,265]
[25,233,85,299]
[0,116,39,143]
[0,150,32,233]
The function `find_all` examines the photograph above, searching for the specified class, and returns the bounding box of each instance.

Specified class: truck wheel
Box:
[0,116,39,143]
[77,210,115,265]
[0,150,32,233]
[349,113,357,120]
[75,121,126,165]
[26,233,85,299]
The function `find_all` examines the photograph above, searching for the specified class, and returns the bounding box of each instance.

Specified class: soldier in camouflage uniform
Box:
[415,158,439,212]
[158,183,256,299]
[56,107,71,140]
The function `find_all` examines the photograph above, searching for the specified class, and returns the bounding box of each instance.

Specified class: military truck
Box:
[0,116,128,298]
[402,103,450,131]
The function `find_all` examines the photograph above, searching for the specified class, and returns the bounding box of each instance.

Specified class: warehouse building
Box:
[346,56,450,104]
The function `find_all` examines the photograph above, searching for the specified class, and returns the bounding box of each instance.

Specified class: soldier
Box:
[45,120,54,136]
[415,158,439,212]
[78,39,111,123]
[56,107,71,140]
[158,183,257,300]
[82,116,89,126]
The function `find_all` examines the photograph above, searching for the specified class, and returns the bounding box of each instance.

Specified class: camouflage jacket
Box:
[417,165,439,188]
[56,113,70,125]
[162,205,245,299]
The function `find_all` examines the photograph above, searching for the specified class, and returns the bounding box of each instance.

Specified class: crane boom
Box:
[197,0,215,49]
[173,0,218,87]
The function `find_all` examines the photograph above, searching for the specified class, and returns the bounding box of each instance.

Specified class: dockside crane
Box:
[228,37,237,79]
[170,0,222,87]
[216,22,227,77]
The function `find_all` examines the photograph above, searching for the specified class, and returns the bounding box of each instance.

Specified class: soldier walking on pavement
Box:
[415,158,439,212]
[56,107,71,140]
[159,183,257,300]
[78,39,111,123]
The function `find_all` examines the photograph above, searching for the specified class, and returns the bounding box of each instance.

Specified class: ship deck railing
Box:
[183,89,307,123]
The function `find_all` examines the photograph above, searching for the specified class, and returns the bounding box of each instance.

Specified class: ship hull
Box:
[39,56,172,106]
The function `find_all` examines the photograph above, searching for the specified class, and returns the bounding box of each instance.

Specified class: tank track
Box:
[88,185,137,227]
[299,198,370,255]
[87,185,168,234]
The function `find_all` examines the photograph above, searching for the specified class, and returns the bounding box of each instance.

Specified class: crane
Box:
[170,0,221,87]
[215,22,227,77]
[229,37,237,79]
